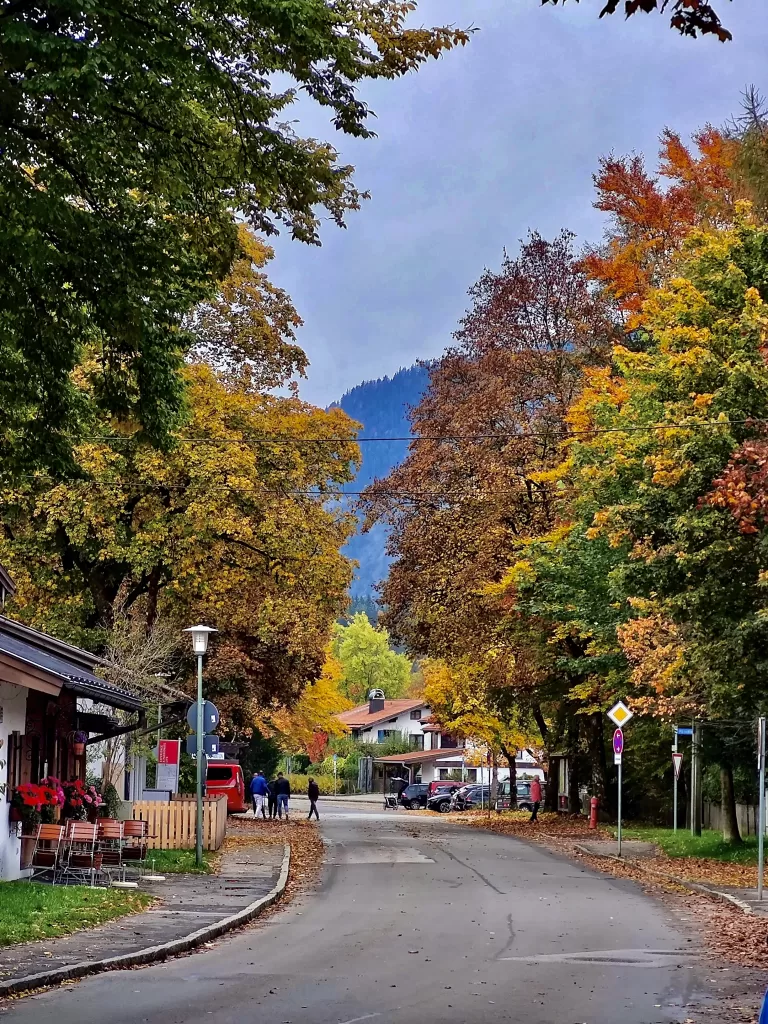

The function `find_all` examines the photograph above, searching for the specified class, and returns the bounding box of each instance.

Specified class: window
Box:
[377,729,397,743]
[409,734,424,750]
[440,734,458,749]
[409,709,422,720]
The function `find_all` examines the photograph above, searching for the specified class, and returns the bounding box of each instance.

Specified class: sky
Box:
[267,0,768,408]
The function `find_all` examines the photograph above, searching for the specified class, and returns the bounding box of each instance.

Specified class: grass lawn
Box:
[144,848,215,874]
[618,826,759,864]
[0,882,152,947]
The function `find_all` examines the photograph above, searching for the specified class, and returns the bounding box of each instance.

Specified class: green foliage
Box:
[147,850,214,875]
[239,730,283,784]
[0,1,469,469]
[283,773,341,795]
[331,613,412,702]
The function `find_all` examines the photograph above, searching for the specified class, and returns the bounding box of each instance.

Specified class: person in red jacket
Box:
[529,777,542,823]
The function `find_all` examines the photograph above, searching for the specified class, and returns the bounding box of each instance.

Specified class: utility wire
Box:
[73,417,768,446]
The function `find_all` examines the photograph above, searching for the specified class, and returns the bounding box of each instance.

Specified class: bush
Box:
[285,773,345,796]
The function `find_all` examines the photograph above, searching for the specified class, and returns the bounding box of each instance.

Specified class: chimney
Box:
[368,688,385,714]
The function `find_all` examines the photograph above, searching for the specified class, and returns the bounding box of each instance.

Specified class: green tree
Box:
[331,613,412,703]
[0,0,469,470]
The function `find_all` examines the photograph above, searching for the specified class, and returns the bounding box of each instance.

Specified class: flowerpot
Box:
[8,806,21,823]
[73,743,85,756]
[20,836,35,869]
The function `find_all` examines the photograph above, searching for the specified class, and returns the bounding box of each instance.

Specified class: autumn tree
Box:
[542,0,733,41]
[362,231,618,737]
[331,613,412,703]
[0,241,361,728]
[0,0,469,471]
[263,650,352,754]
[422,658,535,802]
[583,127,737,322]
[553,209,768,838]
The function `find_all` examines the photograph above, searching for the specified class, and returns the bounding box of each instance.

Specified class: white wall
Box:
[358,705,431,744]
[0,682,28,880]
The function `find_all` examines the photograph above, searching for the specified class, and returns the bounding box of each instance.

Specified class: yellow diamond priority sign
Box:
[607,700,633,728]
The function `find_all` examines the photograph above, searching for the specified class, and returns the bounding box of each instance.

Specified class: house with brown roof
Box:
[335,690,463,751]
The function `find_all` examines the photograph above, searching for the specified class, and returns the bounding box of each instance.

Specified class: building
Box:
[0,564,143,879]
[336,693,432,748]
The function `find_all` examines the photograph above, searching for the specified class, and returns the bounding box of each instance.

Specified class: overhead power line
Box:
[76,417,768,446]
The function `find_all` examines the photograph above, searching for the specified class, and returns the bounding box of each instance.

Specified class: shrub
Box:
[284,773,344,796]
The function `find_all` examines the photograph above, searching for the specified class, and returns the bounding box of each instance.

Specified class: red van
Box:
[205,761,248,814]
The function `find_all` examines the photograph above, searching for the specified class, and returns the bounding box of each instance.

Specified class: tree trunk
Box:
[585,712,609,813]
[720,764,742,845]
[500,743,517,809]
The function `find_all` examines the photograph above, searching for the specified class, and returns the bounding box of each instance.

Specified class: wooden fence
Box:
[703,800,760,837]
[131,795,228,850]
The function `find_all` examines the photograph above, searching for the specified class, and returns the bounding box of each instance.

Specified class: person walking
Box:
[275,772,291,819]
[307,777,320,821]
[250,770,268,818]
[267,775,278,819]
[529,777,542,823]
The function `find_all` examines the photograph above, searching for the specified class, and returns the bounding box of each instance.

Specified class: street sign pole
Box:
[195,652,204,869]
[673,728,678,834]
[617,757,623,858]
[758,717,766,901]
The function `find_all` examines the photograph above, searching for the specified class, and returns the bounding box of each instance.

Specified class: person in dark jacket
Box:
[266,776,278,819]
[275,772,291,819]
[307,778,320,821]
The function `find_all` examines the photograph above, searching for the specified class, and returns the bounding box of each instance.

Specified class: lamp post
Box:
[184,625,217,868]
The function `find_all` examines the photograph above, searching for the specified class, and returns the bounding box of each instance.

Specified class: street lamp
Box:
[184,625,217,867]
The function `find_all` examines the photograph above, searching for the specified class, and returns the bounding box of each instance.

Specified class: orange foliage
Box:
[583,128,737,323]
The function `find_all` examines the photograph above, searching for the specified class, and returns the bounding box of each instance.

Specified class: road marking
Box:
[337,1014,381,1024]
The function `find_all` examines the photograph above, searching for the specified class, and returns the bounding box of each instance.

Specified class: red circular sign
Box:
[613,728,624,755]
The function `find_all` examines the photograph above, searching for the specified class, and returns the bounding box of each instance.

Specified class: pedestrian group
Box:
[249,771,322,821]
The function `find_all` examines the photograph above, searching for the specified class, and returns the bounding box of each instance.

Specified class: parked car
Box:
[425,780,462,812]
[398,783,429,809]
[205,761,249,814]
[449,784,491,811]
[495,779,536,812]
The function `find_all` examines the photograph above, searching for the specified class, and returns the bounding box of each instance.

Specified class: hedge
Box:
[284,773,347,796]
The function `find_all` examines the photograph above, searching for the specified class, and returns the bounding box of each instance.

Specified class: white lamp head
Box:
[183,624,217,655]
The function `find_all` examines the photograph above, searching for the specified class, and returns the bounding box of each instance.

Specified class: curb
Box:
[572,843,754,915]
[0,843,291,998]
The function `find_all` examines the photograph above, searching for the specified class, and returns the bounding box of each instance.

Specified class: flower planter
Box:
[20,836,35,869]
[73,742,85,756]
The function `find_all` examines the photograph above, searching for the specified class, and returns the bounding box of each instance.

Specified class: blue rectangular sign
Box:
[675,726,693,736]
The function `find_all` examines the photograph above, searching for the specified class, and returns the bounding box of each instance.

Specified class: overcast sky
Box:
[269,0,768,408]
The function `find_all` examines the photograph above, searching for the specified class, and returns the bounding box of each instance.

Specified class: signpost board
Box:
[607,701,634,729]
[156,738,181,795]
[672,752,683,780]
[186,701,219,734]
[613,728,623,766]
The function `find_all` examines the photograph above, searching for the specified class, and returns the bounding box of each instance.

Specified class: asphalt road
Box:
[4,812,754,1023]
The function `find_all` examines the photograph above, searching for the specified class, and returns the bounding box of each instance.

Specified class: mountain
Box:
[332,364,430,597]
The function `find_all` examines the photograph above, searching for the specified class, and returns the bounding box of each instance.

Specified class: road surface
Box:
[4,810,752,1023]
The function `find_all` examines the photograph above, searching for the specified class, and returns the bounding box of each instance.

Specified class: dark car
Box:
[495,779,535,812]
[450,784,491,811]
[426,782,462,813]
[398,783,429,809]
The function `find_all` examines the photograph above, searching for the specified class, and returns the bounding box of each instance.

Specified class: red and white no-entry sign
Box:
[672,751,683,780]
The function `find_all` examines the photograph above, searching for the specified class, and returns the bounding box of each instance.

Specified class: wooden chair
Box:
[97,819,124,882]
[29,824,65,883]
[61,821,102,886]
[121,819,149,875]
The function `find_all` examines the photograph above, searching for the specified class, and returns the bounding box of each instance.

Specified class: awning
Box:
[0,618,141,711]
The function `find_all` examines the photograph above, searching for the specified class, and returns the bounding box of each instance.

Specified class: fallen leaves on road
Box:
[460,810,613,841]
[227,819,324,905]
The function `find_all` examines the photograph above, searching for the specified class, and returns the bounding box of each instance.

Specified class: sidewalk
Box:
[574,839,768,917]
[0,842,287,995]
